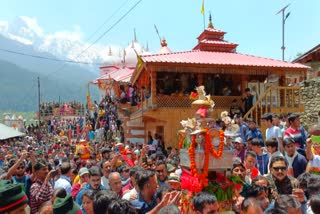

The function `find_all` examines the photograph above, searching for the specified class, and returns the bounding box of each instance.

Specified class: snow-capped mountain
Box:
[0,16,122,71]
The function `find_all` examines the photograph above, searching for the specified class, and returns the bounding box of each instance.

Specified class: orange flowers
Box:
[178,132,185,149]
[188,129,225,189]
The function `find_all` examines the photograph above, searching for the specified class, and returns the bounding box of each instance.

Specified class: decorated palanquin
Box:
[75,140,93,159]
[179,86,241,213]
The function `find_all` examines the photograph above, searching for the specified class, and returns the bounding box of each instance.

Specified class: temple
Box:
[95,18,309,148]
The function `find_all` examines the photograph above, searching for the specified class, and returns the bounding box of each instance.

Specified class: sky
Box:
[0,0,319,62]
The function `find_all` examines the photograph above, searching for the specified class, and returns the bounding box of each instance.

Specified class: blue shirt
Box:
[12,175,32,201]
[131,193,157,214]
[256,152,269,175]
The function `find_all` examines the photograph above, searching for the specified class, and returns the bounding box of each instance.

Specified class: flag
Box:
[201,0,205,14]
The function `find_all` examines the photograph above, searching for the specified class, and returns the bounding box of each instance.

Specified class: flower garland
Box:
[178,132,185,149]
[188,129,224,189]
[205,129,225,158]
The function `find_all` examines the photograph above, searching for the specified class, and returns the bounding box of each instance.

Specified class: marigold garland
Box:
[188,129,224,189]
[178,132,185,149]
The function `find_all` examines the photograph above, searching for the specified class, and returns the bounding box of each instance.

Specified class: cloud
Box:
[17,16,44,37]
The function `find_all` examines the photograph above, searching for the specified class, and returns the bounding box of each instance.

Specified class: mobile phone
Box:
[115,147,120,153]
[142,157,147,163]
[27,147,33,152]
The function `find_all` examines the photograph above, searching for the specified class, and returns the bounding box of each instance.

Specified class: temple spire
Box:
[108,46,112,56]
[133,28,137,42]
[146,42,149,52]
[208,13,214,28]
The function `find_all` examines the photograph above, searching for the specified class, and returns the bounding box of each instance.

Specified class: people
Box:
[192,192,220,214]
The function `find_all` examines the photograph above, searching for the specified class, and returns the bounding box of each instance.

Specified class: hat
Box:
[78,167,89,177]
[168,173,180,183]
[101,147,111,154]
[0,180,28,213]
[233,137,243,144]
[246,135,254,141]
[53,194,80,214]
[166,164,175,173]
[261,113,273,120]
[283,137,295,146]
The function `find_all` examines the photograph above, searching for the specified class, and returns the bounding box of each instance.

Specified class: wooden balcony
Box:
[243,86,304,126]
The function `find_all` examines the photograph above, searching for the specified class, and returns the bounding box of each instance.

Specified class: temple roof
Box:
[140,50,309,69]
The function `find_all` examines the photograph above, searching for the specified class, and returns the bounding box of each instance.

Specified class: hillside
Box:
[0,59,99,111]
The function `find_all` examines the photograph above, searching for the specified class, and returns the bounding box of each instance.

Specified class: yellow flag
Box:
[201,0,204,14]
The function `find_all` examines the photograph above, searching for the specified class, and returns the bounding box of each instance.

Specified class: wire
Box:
[45,0,144,78]
[0,48,102,65]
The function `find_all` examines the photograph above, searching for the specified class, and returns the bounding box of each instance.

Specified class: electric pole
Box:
[276,4,290,61]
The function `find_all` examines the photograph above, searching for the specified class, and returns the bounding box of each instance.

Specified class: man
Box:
[233,137,246,163]
[71,167,89,199]
[251,138,269,175]
[229,99,244,119]
[192,191,220,214]
[265,155,305,202]
[261,112,283,152]
[245,119,264,143]
[242,88,254,115]
[283,137,307,178]
[155,160,169,188]
[93,190,118,214]
[122,167,140,201]
[244,151,260,180]
[54,162,72,193]
[118,164,131,187]
[122,166,140,194]
[245,184,270,212]
[240,198,262,214]
[131,170,180,214]
[235,116,249,144]
[283,113,307,156]
[6,151,35,200]
[101,160,111,190]
[109,172,123,198]
[76,166,104,206]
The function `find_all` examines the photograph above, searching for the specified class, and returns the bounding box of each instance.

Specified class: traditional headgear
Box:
[0,180,28,213]
[53,194,80,214]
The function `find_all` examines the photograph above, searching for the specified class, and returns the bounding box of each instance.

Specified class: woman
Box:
[30,160,55,214]
[79,190,95,214]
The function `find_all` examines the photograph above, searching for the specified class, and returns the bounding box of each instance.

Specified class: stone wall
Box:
[300,78,320,129]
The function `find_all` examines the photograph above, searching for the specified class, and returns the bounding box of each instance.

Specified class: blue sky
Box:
[1,0,319,61]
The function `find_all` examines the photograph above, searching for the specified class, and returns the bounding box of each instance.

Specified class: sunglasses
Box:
[156,170,164,174]
[123,169,130,173]
[272,166,287,172]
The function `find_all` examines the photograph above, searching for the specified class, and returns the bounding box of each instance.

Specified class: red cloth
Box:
[122,182,134,193]
[251,167,259,179]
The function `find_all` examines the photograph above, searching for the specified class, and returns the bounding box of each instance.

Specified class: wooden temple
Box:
[117,17,309,148]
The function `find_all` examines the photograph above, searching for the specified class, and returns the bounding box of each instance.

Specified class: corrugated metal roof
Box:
[141,50,309,69]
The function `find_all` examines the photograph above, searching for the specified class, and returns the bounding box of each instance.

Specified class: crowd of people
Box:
[2,88,320,214]
[40,101,85,117]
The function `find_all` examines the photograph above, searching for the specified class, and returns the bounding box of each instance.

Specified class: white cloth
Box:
[309,154,320,168]
[101,176,110,190]
[285,151,298,169]
[122,187,137,201]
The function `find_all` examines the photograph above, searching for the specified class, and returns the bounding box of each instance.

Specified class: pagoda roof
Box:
[93,67,134,83]
[140,50,309,69]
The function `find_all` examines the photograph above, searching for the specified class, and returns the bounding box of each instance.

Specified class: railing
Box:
[243,86,302,126]
[155,95,242,108]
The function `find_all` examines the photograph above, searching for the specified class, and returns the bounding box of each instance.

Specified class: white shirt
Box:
[266,126,282,151]
[101,176,110,190]
[54,175,72,193]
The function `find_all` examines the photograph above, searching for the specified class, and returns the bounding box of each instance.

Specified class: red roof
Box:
[141,50,309,69]
[198,39,237,46]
